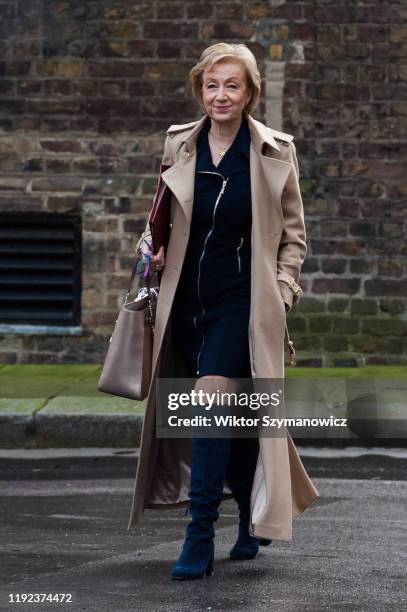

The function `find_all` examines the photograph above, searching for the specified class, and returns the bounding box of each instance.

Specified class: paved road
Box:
[0,449,406,612]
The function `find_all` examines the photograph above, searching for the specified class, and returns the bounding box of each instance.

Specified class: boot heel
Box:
[259,538,272,547]
[171,543,214,580]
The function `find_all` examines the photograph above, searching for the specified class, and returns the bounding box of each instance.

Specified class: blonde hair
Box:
[189,42,261,116]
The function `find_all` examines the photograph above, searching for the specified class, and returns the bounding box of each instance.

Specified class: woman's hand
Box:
[151,245,165,272]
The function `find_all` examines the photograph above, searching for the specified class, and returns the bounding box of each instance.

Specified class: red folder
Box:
[148,164,172,255]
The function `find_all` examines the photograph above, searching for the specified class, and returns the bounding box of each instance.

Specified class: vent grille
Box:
[0,213,82,326]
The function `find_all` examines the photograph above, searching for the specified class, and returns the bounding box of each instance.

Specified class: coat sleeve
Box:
[277,141,307,313]
[135,134,174,255]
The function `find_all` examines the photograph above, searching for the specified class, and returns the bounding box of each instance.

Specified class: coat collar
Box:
[173,113,282,155]
[161,112,294,238]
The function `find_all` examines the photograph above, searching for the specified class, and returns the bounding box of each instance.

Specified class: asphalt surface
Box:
[0,448,406,612]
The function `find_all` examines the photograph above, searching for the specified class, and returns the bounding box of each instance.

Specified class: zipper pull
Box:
[236,236,244,274]
[288,340,296,366]
[285,323,297,366]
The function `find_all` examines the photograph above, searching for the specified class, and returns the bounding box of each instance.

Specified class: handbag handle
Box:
[124,256,160,301]
[124,257,160,333]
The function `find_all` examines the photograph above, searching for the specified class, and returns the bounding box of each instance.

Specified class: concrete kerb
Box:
[0,412,144,449]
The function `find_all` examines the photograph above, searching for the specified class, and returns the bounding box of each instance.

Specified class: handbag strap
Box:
[144,269,160,333]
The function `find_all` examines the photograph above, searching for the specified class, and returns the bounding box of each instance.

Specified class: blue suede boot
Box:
[227,438,269,561]
[229,514,260,560]
[171,434,231,580]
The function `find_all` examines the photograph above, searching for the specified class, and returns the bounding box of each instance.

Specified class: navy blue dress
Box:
[172,114,252,379]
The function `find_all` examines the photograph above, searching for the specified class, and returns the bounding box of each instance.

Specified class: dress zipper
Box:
[193,170,229,376]
[236,236,244,274]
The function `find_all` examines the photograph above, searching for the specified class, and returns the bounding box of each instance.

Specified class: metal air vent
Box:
[0,213,82,326]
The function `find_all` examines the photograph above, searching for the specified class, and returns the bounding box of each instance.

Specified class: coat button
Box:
[169,133,174,138]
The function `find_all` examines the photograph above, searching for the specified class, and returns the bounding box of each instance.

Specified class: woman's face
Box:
[201,59,252,123]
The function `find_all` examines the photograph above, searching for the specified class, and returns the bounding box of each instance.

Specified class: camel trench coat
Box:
[128,112,319,541]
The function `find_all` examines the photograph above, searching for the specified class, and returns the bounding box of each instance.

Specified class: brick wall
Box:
[0,0,405,365]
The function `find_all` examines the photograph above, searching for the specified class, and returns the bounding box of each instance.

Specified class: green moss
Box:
[0,365,405,419]
[299,178,314,194]
[0,364,100,398]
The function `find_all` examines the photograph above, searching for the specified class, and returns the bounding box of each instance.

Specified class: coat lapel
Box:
[160,115,207,229]
[247,114,294,231]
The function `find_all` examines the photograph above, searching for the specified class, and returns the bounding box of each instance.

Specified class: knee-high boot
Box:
[171,433,231,580]
[227,437,271,560]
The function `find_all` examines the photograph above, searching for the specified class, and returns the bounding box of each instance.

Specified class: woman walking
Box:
[129,42,319,580]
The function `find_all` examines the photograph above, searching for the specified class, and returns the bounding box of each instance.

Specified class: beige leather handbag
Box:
[97,262,159,401]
